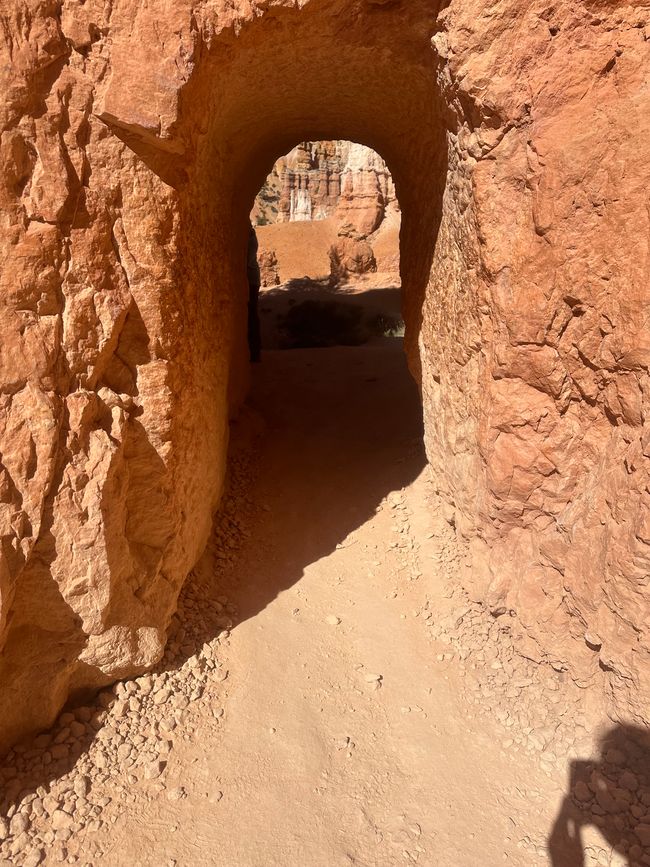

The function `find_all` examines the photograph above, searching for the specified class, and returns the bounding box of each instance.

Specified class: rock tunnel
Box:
[0,0,649,752]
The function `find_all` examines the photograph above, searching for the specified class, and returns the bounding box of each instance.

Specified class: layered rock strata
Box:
[255,140,397,237]
[0,0,648,750]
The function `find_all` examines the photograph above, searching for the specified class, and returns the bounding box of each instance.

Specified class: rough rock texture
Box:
[423,0,650,725]
[329,225,377,282]
[254,140,397,236]
[258,249,280,289]
[0,0,649,750]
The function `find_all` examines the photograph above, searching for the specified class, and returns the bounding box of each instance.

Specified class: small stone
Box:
[620,770,639,791]
[75,707,93,723]
[54,727,70,744]
[634,823,650,847]
[73,776,90,798]
[143,760,166,781]
[69,721,86,739]
[98,691,114,709]
[117,744,132,762]
[43,795,61,815]
[51,811,74,832]
[167,787,186,802]
[50,744,69,760]
[22,851,44,867]
[112,700,128,719]
[325,615,341,626]
[138,676,154,696]
[605,748,626,766]
[574,781,592,802]
[9,813,29,836]
[364,673,382,683]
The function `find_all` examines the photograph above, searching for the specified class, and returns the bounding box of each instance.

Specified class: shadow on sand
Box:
[549,724,650,866]
[259,277,403,349]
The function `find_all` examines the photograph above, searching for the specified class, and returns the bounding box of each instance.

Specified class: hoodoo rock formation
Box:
[254,140,397,235]
[254,139,399,283]
[0,0,649,751]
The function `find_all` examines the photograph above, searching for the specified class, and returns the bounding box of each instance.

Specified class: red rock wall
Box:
[0,0,648,749]
[423,0,650,724]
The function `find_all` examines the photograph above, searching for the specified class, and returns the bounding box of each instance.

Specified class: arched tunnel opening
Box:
[209,137,429,628]
[251,139,404,353]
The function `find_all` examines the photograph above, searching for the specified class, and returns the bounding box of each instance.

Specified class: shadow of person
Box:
[549,723,650,867]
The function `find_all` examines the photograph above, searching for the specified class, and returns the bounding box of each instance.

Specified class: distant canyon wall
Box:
[254,140,398,235]
[254,141,401,283]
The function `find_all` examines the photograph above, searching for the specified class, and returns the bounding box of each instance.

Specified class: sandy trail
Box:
[87,339,581,866]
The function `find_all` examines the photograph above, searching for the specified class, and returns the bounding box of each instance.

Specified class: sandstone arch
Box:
[1,0,648,750]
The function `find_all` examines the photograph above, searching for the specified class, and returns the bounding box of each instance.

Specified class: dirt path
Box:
[1,339,642,867]
[79,341,576,866]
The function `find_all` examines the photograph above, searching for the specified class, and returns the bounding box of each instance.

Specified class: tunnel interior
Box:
[115,0,449,411]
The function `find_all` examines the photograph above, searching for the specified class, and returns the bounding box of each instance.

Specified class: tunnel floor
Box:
[45,337,606,867]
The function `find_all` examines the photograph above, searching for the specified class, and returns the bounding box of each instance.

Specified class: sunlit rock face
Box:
[0,0,648,750]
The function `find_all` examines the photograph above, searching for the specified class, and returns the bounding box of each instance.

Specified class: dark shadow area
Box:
[0,305,169,824]
[259,278,404,349]
[549,724,650,866]
[205,336,425,626]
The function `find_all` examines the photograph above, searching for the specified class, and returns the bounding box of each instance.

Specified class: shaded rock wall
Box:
[0,0,648,749]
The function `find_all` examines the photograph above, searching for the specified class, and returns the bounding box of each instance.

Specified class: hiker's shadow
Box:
[549,723,650,866]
